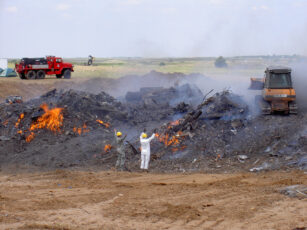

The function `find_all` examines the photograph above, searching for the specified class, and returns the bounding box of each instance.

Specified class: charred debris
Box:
[0,83,306,172]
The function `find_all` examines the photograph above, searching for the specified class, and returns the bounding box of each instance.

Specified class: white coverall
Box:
[140,133,155,169]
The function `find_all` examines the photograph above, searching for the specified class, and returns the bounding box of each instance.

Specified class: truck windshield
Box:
[269,73,292,89]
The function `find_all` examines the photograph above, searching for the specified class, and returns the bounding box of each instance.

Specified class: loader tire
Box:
[63,69,71,79]
[26,70,36,79]
[37,70,45,79]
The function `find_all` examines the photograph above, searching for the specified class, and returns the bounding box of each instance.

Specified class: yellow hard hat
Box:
[142,133,147,138]
[116,131,122,137]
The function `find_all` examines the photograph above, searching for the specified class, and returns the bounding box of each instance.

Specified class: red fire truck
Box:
[15,56,74,79]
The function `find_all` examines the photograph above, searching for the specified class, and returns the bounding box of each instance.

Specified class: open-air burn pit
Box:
[2,1,307,228]
[0,70,306,230]
[0,72,306,173]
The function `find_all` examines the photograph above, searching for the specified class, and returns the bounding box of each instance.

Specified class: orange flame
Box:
[167,119,181,130]
[26,132,35,142]
[26,104,63,142]
[77,127,82,135]
[2,119,8,126]
[171,145,187,153]
[96,119,110,128]
[155,131,183,147]
[104,144,112,152]
[170,119,180,126]
[15,113,25,128]
[73,123,89,135]
[30,104,63,133]
[83,124,90,133]
[171,147,179,152]
[17,130,23,135]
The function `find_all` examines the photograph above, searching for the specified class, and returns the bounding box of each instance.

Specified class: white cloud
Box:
[56,3,71,11]
[5,6,18,13]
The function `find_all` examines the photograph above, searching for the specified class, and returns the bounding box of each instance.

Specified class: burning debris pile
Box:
[125,83,203,106]
[25,103,63,142]
[125,84,202,123]
[0,83,306,172]
[40,89,127,124]
[0,84,202,169]
[125,90,306,173]
[0,90,117,143]
[0,89,121,168]
[199,91,248,120]
[131,90,249,162]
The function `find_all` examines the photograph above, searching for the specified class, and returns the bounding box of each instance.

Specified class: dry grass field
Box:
[7,56,296,79]
[2,56,295,101]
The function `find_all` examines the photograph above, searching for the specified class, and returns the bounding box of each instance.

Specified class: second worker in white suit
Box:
[140,132,155,170]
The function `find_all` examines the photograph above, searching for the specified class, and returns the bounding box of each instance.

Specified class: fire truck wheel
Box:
[26,71,36,79]
[63,69,71,79]
[18,73,26,79]
[37,70,46,79]
[56,74,62,78]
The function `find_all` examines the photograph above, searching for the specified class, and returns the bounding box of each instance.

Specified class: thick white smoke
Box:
[291,60,307,111]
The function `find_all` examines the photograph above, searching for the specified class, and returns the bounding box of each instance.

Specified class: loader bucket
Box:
[249,78,264,90]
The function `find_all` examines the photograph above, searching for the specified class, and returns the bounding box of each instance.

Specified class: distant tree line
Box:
[215,56,228,68]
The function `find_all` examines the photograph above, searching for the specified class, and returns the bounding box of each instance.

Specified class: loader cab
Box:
[264,67,292,89]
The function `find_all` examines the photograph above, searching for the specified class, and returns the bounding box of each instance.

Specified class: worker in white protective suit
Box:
[140,132,155,170]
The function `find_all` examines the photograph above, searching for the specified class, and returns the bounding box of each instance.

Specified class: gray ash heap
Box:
[0,83,306,173]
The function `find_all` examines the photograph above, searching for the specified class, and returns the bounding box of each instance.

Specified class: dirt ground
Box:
[0,170,306,230]
[0,77,109,102]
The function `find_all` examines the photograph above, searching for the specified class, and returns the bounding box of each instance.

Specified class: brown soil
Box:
[0,170,306,230]
[0,78,111,102]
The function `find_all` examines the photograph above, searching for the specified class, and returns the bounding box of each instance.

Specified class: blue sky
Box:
[1,0,307,58]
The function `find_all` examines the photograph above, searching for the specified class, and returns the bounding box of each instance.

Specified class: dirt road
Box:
[0,170,306,230]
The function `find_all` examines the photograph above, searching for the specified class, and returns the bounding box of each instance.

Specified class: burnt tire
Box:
[36,70,46,79]
[26,70,36,79]
[56,74,62,78]
[63,69,71,79]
